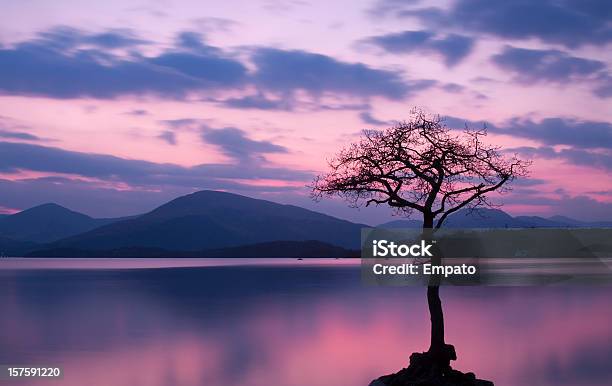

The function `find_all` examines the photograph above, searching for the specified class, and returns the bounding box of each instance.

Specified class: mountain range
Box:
[0,190,610,257]
[380,208,612,229]
[0,191,364,257]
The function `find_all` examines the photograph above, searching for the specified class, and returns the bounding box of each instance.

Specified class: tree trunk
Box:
[423,214,445,357]
[427,282,444,353]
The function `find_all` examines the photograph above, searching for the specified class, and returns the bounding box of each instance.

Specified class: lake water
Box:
[1,258,611,386]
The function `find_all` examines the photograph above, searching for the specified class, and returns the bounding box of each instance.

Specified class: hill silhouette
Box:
[50,190,365,251]
[0,203,126,243]
[1,191,610,257]
[379,208,612,229]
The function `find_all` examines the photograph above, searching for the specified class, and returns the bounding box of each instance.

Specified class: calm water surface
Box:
[1,258,611,386]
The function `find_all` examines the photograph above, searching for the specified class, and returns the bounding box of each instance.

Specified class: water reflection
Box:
[1,263,611,386]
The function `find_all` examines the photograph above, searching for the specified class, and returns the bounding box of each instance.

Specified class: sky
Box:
[0,0,610,224]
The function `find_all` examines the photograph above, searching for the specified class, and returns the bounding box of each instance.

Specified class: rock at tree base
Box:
[368,349,494,386]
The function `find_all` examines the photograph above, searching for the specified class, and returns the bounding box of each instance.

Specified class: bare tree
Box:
[311,109,530,366]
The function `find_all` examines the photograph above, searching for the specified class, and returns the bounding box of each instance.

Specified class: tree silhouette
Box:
[312,109,530,369]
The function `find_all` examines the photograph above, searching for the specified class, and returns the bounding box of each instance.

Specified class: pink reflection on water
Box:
[1,265,611,386]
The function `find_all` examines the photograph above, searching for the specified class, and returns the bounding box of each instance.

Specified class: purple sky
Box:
[0,0,611,224]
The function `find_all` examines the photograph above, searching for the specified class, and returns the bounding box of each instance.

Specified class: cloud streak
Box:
[365,30,474,66]
[157,131,177,145]
[491,46,611,97]
[446,115,612,171]
[446,116,612,150]
[201,126,287,163]
[0,27,432,103]
[509,146,612,171]
[250,48,418,100]
[359,111,389,126]
[492,46,605,83]
[0,141,310,190]
[0,130,43,141]
[0,28,247,99]
[498,117,612,150]
[399,0,612,48]
[221,93,292,110]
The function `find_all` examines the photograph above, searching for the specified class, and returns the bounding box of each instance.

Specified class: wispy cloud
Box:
[124,109,149,116]
[0,130,43,141]
[446,115,612,171]
[359,111,389,126]
[396,0,612,48]
[157,131,177,145]
[0,27,433,103]
[221,93,292,111]
[250,48,421,100]
[491,46,610,98]
[0,141,310,189]
[0,116,47,142]
[446,115,612,150]
[509,146,612,171]
[201,126,287,163]
[364,30,475,66]
[0,28,247,99]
